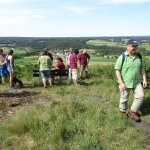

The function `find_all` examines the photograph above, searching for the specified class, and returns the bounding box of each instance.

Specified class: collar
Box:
[125,51,138,57]
[125,51,129,56]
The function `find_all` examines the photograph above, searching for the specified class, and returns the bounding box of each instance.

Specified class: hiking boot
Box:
[128,111,141,122]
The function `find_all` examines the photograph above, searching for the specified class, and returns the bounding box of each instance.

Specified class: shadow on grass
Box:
[141,97,150,116]
[0,91,39,98]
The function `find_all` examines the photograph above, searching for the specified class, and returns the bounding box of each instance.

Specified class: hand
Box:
[12,69,14,75]
[143,80,148,89]
[120,83,126,91]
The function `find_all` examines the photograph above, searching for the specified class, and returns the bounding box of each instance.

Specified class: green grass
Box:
[15,56,38,66]
[3,49,27,55]
[140,44,150,51]
[15,55,116,67]
[0,65,149,150]
[91,56,116,63]
[86,40,123,47]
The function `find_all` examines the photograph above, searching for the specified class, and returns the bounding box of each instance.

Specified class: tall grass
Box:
[0,65,149,150]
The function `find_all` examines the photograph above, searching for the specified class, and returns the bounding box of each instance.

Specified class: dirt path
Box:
[130,118,150,147]
[0,88,51,123]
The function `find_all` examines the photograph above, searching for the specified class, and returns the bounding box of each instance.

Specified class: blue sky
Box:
[0,0,150,37]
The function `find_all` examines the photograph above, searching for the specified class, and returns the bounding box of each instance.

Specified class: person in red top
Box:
[78,49,90,80]
[56,57,65,70]
[69,49,79,85]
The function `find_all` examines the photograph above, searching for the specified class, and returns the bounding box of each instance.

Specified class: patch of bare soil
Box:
[0,88,51,123]
[130,118,150,147]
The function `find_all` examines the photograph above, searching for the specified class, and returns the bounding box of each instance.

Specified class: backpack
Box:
[13,77,23,89]
[120,52,142,71]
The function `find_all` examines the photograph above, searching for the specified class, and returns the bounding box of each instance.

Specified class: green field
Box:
[15,56,38,66]
[86,40,150,51]
[15,55,116,67]
[3,48,28,55]
[91,56,116,63]
[141,44,150,50]
[86,40,123,47]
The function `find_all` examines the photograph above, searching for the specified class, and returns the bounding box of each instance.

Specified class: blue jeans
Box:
[0,66,9,77]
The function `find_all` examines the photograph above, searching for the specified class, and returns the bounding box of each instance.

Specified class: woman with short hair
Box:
[38,50,52,88]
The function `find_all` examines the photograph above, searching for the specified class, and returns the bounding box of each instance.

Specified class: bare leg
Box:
[10,72,14,87]
[80,71,83,79]
[73,79,77,85]
[48,77,52,86]
[85,71,89,79]
[2,77,5,84]
[42,77,47,88]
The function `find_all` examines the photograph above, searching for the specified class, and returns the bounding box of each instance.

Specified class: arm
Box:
[87,55,90,66]
[141,68,147,88]
[78,55,81,66]
[10,56,14,75]
[1,60,6,66]
[116,70,126,91]
[55,63,59,70]
[10,56,13,69]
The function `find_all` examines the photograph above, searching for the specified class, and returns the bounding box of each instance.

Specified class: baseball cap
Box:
[127,40,139,46]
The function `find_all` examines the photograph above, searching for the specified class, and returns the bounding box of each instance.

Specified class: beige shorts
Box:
[71,69,78,81]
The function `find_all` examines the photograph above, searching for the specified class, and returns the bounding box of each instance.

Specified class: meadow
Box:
[3,49,27,55]
[0,39,150,149]
[0,64,150,150]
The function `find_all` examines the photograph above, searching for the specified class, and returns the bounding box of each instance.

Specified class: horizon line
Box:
[1,35,150,38]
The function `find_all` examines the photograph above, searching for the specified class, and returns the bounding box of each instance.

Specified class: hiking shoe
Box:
[128,111,141,122]
[136,112,141,117]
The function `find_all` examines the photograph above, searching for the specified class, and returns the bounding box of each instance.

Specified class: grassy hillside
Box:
[0,65,150,150]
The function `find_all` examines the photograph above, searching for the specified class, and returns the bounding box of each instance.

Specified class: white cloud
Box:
[103,0,150,4]
[63,6,94,14]
[0,16,28,25]
[0,8,60,25]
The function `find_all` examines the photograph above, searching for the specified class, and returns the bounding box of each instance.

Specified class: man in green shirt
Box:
[38,51,52,88]
[115,40,147,122]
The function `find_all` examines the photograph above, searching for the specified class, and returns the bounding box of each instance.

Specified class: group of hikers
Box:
[0,39,148,122]
[38,48,90,87]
